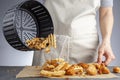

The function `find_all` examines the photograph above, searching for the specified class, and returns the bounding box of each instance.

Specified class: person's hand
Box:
[97,41,115,66]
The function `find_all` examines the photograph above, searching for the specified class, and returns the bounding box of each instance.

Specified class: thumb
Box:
[97,49,104,64]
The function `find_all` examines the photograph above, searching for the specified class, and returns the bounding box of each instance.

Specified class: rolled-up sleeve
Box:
[101,0,113,7]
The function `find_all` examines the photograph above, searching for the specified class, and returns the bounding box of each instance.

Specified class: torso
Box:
[43,0,100,64]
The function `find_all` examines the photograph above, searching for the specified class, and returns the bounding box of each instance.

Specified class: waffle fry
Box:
[66,64,83,75]
[40,70,65,77]
[53,62,66,71]
[40,58,68,77]
[60,63,71,71]
[40,58,113,77]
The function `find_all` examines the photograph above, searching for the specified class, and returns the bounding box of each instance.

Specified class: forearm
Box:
[99,7,114,43]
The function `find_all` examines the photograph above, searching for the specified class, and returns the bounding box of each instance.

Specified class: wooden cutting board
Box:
[16,66,118,78]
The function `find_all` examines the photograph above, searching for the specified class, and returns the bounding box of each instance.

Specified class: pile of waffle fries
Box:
[26,34,120,77]
[40,58,112,77]
[26,34,56,53]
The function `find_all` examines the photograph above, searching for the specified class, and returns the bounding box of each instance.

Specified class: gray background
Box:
[0,0,120,66]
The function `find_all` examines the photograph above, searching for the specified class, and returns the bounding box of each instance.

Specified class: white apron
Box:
[33,0,100,65]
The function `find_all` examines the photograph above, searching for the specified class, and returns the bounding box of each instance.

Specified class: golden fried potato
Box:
[78,63,89,69]
[42,64,55,71]
[55,58,65,62]
[101,67,110,74]
[93,63,101,69]
[40,58,112,77]
[50,60,59,67]
[40,70,65,77]
[53,62,66,71]
[98,63,110,74]
[66,64,83,75]
[86,64,97,76]
[45,46,50,53]
[26,34,56,53]
[60,63,71,70]
[113,67,120,73]
[66,65,75,75]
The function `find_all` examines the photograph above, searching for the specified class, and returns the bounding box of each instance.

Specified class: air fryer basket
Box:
[3,0,54,51]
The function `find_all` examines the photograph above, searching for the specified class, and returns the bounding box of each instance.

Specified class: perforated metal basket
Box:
[3,0,54,51]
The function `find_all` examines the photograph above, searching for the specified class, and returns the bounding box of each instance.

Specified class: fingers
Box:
[97,42,116,66]
[97,49,104,64]
[104,51,115,65]
[104,54,111,66]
